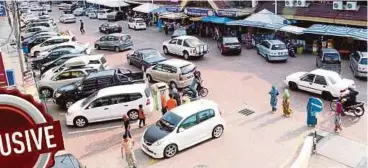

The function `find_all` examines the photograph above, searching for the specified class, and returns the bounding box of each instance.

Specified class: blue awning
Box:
[151,6,180,14]
[201,16,233,24]
[304,24,367,41]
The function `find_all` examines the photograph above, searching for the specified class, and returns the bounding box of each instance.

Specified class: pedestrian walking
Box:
[121,134,137,168]
[164,23,168,35]
[122,114,132,138]
[171,84,181,106]
[80,20,85,34]
[269,85,279,113]
[161,91,167,115]
[166,93,177,111]
[138,104,146,128]
[334,100,343,132]
[282,89,292,117]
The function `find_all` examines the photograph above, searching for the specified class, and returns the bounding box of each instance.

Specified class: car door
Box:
[108,94,130,119]
[167,39,178,54]
[196,109,216,142]
[313,75,328,95]
[176,39,184,56]
[298,73,316,93]
[98,36,108,49]
[151,64,165,81]
[176,114,199,149]
[162,65,177,83]
[107,36,116,50]
[131,52,142,66]
[51,70,86,90]
[258,41,266,56]
[85,96,111,122]
[46,51,61,62]
[100,23,107,32]
[351,52,359,72]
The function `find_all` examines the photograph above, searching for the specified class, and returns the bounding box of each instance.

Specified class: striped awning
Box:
[348,28,368,41]
[304,24,367,41]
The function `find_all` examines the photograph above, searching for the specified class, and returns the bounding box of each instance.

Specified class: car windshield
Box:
[186,38,203,47]
[180,64,196,75]
[142,51,165,62]
[271,44,286,50]
[136,20,144,23]
[81,91,97,107]
[156,112,182,132]
[223,37,239,44]
[359,58,367,65]
[323,53,341,64]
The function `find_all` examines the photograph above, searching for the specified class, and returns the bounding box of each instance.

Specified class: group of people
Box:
[268,85,359,132]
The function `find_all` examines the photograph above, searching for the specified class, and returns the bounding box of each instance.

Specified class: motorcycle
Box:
[182,80,209,100]
[330,99,365,117]
[286,40,296,57]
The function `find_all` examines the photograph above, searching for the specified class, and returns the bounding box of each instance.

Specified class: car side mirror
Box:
[178,127,185,133]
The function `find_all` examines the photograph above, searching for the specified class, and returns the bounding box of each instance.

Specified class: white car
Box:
[59,14,76,23]
[30,36,76,56]
[88,10,98,19]
[350,51,367,78]
[284,69,355,100]
[97,9,113,20]
[66,83,154,127]
[141,99,225,158]
[58,3,67,10]
[256,40,289,62]
[26,22,58,32]
[38,67,99,98]
[162,36,209,60]
[128,18,146,30]
[145,59,196,88]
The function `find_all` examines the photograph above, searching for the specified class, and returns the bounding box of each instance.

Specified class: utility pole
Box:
[11,1,26,73]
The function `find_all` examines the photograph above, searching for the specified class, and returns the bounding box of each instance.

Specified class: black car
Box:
[127,48,167,71]
[172,27,187,39]
[40,53,85,75]
[217,36,242,55]
[32,48,85,69]
[99,23,122,34]
[23,35,53,51]
[107,11,125,21]
[53,69,144,108]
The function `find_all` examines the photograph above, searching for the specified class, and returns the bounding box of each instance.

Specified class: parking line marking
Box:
[148,159,158,165]
[68,125,122,135]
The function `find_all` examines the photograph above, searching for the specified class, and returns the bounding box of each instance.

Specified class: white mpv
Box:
[66,84,154,127]
[141,99,225,158]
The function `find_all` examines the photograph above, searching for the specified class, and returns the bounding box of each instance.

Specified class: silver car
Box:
[59,14,76,23]
[350,51,367,78]
[94,33,133,52]
[256,40,288,62]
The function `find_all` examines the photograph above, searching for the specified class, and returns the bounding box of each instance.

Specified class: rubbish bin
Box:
[6,69,15,86]
[151,82,169,111]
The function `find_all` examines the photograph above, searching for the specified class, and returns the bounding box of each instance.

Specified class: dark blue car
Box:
[127,48,167,71]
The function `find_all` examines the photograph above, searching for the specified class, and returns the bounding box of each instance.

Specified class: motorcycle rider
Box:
[341,86,359,110]
[189,70,201,99]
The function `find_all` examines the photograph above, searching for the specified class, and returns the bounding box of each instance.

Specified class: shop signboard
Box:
[184,7,214,16]
[166,6,180,13]
[0,1,6,17]
[0,51,7,86]
[216,9,237,17]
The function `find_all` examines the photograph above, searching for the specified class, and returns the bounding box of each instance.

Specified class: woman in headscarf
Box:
[283,89,292,117]
[269,86,279,113]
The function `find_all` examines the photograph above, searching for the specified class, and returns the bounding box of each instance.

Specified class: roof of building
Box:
[171,99,219,118]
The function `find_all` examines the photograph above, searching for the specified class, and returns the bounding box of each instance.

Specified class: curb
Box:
[290,135,314,168]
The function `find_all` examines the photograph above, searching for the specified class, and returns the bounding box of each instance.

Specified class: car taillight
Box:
[146,99,150,105]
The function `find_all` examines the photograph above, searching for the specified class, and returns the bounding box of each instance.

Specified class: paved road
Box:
[42,7,367,168]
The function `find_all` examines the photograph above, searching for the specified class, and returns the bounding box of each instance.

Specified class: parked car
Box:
[217,36,242,55]
[66,83,154,127]
[97,9,113,20]
[85,7,96,15]
[107,11,125,21]
[98,23,122,34]
[54,68,144,108]
[21,30,58,41]
[38,42,91,57]
[316,48,342,73]
[38,66,100,98]
[30,36,76,57]
[350,51,367,78]
[54,152,84,168]
[141,99,225,158]
[40,54,86,75]
[63,3,78,14]
[162,36,209,60]
[23,35,54,52]
[32,48,88,69]
[284,69,355,100]
[128,18,146,30]
[127,48,167,71]
[26,21,58,32]
[73,7,85,16]
[21,26,55,40]
[94,33,133,52]
[146,59,196,88]
[88,10,98,19]
[172,27,187,39]
[59,14,77,23]
[58,3,67,10]
[256,40,288,62]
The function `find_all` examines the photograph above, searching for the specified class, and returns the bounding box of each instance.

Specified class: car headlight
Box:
[55,92,61,98]
[153,140,162,146]
[41,66,45,70]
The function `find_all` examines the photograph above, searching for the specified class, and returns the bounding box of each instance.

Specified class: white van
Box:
[66,83,154,127]
[97,9,113,20]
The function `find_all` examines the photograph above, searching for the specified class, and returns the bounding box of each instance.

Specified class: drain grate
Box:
[238,108,255,116]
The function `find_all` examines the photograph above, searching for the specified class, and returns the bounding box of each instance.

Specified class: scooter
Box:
[182,80,209,100]
[330,99,365,117]
[286,41,296,57]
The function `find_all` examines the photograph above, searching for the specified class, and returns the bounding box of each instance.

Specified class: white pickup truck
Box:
[162,35,209,60]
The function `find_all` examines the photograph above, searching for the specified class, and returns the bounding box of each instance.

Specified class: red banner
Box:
[0,52,8,86]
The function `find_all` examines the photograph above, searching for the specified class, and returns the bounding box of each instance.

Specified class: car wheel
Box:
[65,100,75,109]
[127,110,139,120]
[183,51,189,60]
[256,48,260,55]
[146,74,154,83]
[36,63,42,70]
[266,55,270,62]
[212,125,224,138]
[95,44,100,50]
[134,26,136,30]
[141,65,146,72]
[288,82,298,91]
[127,58,132,65]
[164,144,178,158]
[39,87,53,98]
[115,46,120,52]
[163,46,169,55]
[74,117,88,127]
[34,51,40,57]
[322,91,333,101]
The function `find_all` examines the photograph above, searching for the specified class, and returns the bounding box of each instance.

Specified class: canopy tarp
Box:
[304,24,368,41]
[133,3,160,13]
[279,25,306,35]
[159,12,188,20]
[102,0,129,7]
[201,16,233,24]
[151,6,179,14]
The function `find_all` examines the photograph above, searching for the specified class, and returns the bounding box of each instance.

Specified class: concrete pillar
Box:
[252,0,258,8]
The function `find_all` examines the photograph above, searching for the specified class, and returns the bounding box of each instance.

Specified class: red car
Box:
[217,36,242,55]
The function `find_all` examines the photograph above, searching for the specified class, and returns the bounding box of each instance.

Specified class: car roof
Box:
[60,53,85,58]
[47,36,73,40]
[29,26,49,29]
[85,69,116,79]
[136,48,157,52]
[357,51,367,58]
[66,54,103,64]
[97,83,147,98]
[310,69,340,76]
[171,99,218,118]
[108,33,130,37]
[159,59,192,67]
[266,40,284,45]
[174,35,197,40]
[321,48,339,53]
